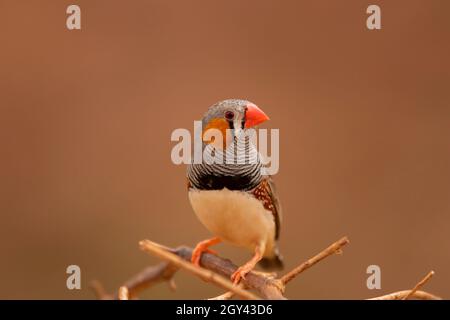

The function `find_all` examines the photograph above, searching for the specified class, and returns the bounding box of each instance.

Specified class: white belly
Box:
[189,188,275,256]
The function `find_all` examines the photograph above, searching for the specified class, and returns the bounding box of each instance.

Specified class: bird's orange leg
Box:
[231,245,263,284]
[191,237,221,267]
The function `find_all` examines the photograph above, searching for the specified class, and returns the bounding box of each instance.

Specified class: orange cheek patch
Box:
[203,118,229,148]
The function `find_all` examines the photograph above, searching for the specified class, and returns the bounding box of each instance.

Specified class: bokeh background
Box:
[0,0,449,299]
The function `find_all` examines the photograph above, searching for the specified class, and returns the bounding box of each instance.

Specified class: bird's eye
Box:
[225,111,235,120]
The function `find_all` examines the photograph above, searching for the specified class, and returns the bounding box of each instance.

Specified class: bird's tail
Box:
[259,246,284,271]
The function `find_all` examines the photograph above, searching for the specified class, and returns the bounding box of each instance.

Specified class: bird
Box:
[187,99,283,284]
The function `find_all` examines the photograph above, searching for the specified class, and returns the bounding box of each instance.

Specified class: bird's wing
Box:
[251,176,282,239]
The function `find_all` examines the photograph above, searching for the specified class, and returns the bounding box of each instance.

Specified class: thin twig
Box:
[403,271,435,300]
[89,280,113,300]
[92,236,441,301]
[139,240,260,300]
[280,236,350,285]
[368,290,441,300]
[118,286,129,300]
[123,262,178,299]
[209,289,239,300]
[209,283,252,300]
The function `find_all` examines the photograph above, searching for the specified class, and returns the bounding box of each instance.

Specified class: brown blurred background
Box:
[0,0,449,299]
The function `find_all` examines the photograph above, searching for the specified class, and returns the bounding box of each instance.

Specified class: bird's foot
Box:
[230,245,263,285]
[230,263,254,285]
[191,237,221,267]
[192,247,217,266]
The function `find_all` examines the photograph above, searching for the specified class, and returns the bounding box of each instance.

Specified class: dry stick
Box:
[89,280,113,300]
[209,291,236,300]
[91,245,284,300]
[90,263,179,300]
[137,245,284,299]
[209,284,244,300]
[118,286,129,300]
[92,237,440,300]
[96,237,350,300]
[403,271,435,300]
[209,235,350,300]
[369,290,441,300]
[139,240,260,300]
[280,236,350,285]
[123,262,179,299]
[170,246,285,299]
[368,270,439,300]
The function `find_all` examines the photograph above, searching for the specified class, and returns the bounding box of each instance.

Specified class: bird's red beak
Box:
[244,104,270,128]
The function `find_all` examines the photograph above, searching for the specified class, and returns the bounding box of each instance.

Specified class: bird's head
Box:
[202,99,269,150]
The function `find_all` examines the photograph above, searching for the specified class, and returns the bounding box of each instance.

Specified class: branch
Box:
[92,236,441,300]
[368,270,440,300]
[139,240,260,300]
[368,290,441,300]
[94,236,350,300]
[403,271,434,300]
[89,280,113,300]
[122,262,178,299]
[162,243,285,299]
[208,283,245,300]
[118,286,129,300]
[280,236,349,285]
[89,262,178,300]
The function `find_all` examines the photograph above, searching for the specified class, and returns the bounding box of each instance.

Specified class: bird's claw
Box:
[191,247,218,267]
[231,266,251,285]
